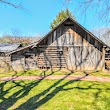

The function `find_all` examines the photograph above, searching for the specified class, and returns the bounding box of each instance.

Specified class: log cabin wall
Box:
[37,46,68,69]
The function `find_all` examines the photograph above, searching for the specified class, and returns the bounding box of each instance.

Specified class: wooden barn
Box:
[6,17,109,71]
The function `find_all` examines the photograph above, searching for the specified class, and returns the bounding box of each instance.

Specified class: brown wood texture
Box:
[105,50,110,70]
[37,20,103,70]
[10,19,104,71]
[37,46,68,68]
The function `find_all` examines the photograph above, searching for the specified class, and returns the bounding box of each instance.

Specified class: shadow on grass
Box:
[0,68,62,109]
[0,69,73,110]
[16,75,110,110]
[0,79,43,110]
[0,70,110,110]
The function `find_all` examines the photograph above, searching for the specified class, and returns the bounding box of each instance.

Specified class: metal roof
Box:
[0,43,22,53]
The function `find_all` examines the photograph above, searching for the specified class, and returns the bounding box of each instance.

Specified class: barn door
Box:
[67,46,101,70]
[83,46,101,70]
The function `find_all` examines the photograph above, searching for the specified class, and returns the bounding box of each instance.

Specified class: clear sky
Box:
[0,0,109,37]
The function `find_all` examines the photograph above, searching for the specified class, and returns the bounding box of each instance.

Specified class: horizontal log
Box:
[44,53,67,55]
[38,61,67,64]
[38,56,67,58]
[38,65,66,68]
[38,60,67,62]
[38,47,67,49]
[38,59,67,62]
[38,64,67,66]
[38,51,67,54]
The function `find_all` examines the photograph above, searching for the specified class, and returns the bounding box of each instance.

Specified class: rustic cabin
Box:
[6,17,109,71]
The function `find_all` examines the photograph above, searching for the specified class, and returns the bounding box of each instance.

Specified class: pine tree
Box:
[50,8,75,29]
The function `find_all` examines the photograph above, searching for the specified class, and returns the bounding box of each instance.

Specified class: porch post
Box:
[102,46,106,71]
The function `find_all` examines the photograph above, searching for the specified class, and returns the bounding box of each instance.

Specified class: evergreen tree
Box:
[50,8,75,29]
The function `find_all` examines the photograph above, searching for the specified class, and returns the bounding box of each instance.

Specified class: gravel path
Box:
[0,75,110,82]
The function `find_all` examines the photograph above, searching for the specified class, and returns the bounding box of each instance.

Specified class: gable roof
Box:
[36,17,108,47]
[6,17,109,55]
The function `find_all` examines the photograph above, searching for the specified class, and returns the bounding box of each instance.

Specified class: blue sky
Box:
[0,0,109,37]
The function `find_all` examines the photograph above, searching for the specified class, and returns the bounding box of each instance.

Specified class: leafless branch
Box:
[65,0,110,23]
[0,0,22,8]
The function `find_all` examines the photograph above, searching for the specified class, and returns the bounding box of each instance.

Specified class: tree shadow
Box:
[0,79,43,110]
[0,70,73,110]
[16,73,88,110]
[0,68,70,109]
[0,70,109,110]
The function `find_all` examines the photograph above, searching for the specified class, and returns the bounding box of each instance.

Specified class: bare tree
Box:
[92,28,110,46]
[11,28,22,43]
[65,0,110,23]
[0,0,23,8]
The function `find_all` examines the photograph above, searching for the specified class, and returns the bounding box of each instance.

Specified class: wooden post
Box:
[102,46,105,71]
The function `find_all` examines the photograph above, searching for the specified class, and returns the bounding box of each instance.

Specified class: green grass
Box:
[0,68,110,78]
[0,79,110,110]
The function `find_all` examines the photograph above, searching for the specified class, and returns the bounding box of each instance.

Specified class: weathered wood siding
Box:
[37,46,68,68]
[39,21,103,47]
[67,46,103,70]
[38,20,104,70]
[10,19,105,71]
[11,47,37,70]
[105,50,110,70]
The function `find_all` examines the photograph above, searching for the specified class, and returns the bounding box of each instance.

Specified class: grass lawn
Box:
[0,79,110,110]
[0,68,110,78]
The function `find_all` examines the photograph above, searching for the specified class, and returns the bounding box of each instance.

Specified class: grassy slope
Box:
[0,80,110,110]
[0,69,110,78]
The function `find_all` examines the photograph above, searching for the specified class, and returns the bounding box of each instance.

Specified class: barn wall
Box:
[37,46,68,68]
[38,20,104,70]
[10,20,105,71]
[67,46,103,70]
[39,21,103,48]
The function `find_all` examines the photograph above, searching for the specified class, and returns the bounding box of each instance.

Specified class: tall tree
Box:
[50,8,75,29]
